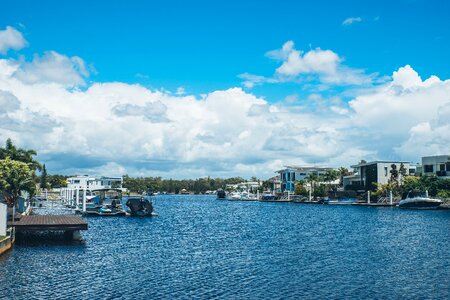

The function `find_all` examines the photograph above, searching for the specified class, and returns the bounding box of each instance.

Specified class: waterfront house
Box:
[277,166,335,193]
[421,155,450,178]
[344,161,413,192]
[67,175,124,190]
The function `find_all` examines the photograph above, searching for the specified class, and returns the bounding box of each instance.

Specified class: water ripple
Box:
[0,196,449,299]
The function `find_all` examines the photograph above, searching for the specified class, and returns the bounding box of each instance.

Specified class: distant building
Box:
[266,176,281,192]
[344,161,413,192]
[421,155,450,178]
[277,166,335,193]
[226,181,261,192]
[66,175,124,190]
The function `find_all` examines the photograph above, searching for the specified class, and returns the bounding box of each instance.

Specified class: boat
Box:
[82,188,126,216]
[260,192,276,201]
[398,191,443,209]
[126,197,154,216]
[216,189,226,199]
[227,191,258,201]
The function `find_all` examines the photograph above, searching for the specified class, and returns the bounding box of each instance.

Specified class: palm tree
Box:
[338,167,351,187]
[0,138,42,171]
[305,173,319,196]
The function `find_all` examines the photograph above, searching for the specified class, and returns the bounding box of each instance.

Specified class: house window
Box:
[446,162,450,172]
[292,172,296,181]
[409,169,415,175]
[384,167,388,177]
[424,165,434,173]
[440,164,445,171]
[74,180,80,184]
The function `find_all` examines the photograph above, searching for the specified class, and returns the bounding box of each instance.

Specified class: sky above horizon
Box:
[0,0,449,179]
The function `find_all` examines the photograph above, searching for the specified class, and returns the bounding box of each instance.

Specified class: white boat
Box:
[227,191,258,201]
[398,191,443,209]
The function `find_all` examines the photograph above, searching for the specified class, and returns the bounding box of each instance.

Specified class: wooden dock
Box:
[11,215,88,232]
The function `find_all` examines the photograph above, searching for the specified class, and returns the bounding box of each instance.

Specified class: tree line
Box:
[122,175,251,194]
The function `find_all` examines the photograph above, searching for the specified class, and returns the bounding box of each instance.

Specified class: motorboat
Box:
[82,188,126,216]
[399,191,443,209]
[126,196,154,216]
[216,189,226,199]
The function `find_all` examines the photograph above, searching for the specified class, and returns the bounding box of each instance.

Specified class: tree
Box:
[338,167,351,187]
[0,158,35,206]
[389,164,399,186]
[399,163,407,184]
[0,138,42,172]
[40,164,49,190]
[305,173,319,196]
[294,180,308,196]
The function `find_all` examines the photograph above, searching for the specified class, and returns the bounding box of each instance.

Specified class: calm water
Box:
[0,195,449,299]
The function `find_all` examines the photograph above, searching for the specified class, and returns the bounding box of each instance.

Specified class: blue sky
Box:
[0,0,449,178]
[2,0,449,100]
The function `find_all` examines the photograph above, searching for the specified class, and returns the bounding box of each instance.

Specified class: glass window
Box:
[292,172,295,181]
[424,165,434,173]
[446,162,450,172]
[440,164,445,171]
[384,167,388,176]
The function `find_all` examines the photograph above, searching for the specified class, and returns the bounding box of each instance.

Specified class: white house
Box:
[421,155,450,178]
[344,161,413,192]
[66,175,124,190]
[277,166,337,193]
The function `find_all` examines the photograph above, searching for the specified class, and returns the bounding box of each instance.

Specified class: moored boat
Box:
[126,197,154,216]
[216,189,226,199]
[399,191,443,209]
[82,188,126,216]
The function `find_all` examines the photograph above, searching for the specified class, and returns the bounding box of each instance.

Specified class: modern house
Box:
[343,161,413,192]
[421,155,450,178]
[66,175,124,190]
[277,166,335,193]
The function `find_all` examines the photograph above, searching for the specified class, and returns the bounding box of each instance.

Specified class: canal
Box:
[1,195,449,299]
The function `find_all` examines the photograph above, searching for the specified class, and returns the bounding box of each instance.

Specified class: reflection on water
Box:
[1,195,449,299]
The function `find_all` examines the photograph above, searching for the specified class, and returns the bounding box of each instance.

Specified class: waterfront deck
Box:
[10,215,88,232]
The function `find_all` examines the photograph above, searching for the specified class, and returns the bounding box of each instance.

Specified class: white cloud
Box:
[0,26,27,54]
[0,46,448,178]
[342,17,362,26]
[241,41,376,88]
[13,51,89,86]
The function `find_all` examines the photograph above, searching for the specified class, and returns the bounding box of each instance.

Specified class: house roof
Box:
[276,166,334,173]
[350,161,410,168]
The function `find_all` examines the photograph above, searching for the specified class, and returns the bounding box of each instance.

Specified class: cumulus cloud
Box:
[0,90,20,113]
[0,45,448,178]
[0,26,27,54]
[13,51,90,86]
[241,41,376,88]
[272,41,374,85]
[342,17,362,26]
[112,100,170,123]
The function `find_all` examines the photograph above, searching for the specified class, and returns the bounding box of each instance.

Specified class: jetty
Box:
[10,215,88,240]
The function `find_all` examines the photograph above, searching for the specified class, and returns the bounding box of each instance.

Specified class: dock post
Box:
[257,190,260,200]
[367,191,371,204]
[425,190,429,197]
[389,190,393,205]
[45,189,48,201]
[76,188,80,209]
[82,188,87,213]
[288,191,290,201]
[309,188,312,201]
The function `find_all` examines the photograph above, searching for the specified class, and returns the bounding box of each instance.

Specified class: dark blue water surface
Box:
[1,195,449,299]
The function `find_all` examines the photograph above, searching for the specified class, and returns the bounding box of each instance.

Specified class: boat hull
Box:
[399,197,442,209]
